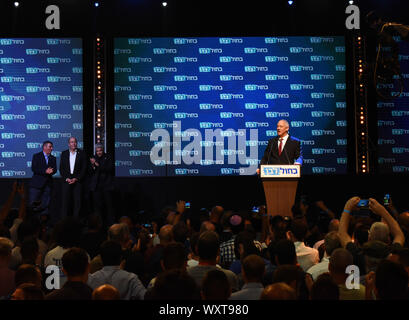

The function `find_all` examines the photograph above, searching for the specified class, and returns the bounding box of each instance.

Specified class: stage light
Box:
[14,2,19,7]
[349,0,354,5]
[288,0,294,5]
[94,2,99,7]
[162,2,167,7]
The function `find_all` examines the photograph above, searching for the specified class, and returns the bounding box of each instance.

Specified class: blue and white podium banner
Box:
[260,164,300,178]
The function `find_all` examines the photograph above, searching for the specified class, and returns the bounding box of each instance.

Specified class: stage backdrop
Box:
[114,36,347,176]
[0,38,83,178]
[377,36,409,173]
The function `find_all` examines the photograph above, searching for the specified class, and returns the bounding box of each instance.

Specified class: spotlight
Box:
[349,0,354,4]
[14,2,19,7]
[162,2,167,7]
[94,2,99,7]
[288,0,293,5]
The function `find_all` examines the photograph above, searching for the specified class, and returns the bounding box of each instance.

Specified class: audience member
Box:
[14,264,42,288]
[366,259,409,300]
[11,283,44,300]
[219,214,245,269]
[148,269,200,300]
[87,240,146,300]
[44,217,85,287]
[0,237,15,298]
[89,223,132,273]
[307,231,341,281]
[260,282,296,300]
[45,247,92,300]
[287,218,319,272]
[328,248,365,300]
[92,284,120,300]
[310,273,339,300]
[187,231,238,292]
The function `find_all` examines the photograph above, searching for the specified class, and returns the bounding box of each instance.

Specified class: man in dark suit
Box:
[259,119,303,169]
[59,137,87,218]
[29,141,57,215]
[89,144,115,226]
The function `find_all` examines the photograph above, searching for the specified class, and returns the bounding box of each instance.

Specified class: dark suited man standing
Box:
[59,137,87,218]
[258,119,303,173]
[89,144,115,226]
[29,141,57,215]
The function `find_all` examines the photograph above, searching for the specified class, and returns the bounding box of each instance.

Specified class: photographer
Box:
[338,197,405,280]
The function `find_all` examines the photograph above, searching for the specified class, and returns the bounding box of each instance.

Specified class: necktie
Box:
[45,154,48,165]
[278,138,283,156]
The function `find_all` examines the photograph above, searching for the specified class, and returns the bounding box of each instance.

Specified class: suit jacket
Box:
[89,153,114,191]
[30,152,57,189]
[260,135,303,165]
[59,149,87,182]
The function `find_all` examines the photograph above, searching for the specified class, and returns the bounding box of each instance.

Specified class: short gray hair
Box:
[278,119,289,128]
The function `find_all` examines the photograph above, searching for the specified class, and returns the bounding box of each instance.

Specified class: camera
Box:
[357,199,370,209]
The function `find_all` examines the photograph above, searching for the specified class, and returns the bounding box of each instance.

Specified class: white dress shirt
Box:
[69,150,77,174]
[294,241,319,272]
[306,256,330,281]
[277,133,289,151]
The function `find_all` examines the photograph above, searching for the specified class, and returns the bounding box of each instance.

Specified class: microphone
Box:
[267,139,274,164]
[284,147,291,165]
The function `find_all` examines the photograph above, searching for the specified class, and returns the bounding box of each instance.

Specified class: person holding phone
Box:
[29,141,57,216]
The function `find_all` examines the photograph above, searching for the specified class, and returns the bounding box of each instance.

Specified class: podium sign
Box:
[260,165,300,217]
[260,165,300,178]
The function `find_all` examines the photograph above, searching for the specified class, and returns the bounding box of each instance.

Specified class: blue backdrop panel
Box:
[114,36,347,176]
[0,38,83,178]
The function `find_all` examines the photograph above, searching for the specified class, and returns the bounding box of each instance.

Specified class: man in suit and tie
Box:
[59,137,87,218]
[258,119,303,172]
[29,141,57,215]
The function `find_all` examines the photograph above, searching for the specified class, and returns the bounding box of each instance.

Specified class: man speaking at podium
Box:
[257,119,303,174]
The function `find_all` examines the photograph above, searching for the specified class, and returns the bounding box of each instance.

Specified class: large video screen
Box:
[0,38,83,178]
[377,36,409,173]
[114,36,347,176]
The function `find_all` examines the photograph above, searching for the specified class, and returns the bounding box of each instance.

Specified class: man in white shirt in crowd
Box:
[307,231,342,281]
[287,217,319,272]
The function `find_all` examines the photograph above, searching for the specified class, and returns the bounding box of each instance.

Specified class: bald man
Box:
[92,284,120,300]
[260,282,296,300]
[260,119,303,166]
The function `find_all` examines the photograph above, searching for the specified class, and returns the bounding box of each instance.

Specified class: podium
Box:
[260,165,300,217]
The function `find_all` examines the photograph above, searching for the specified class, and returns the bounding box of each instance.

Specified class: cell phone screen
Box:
[383,194,390,205]
[358,199,369,207]
[185,202,190,208]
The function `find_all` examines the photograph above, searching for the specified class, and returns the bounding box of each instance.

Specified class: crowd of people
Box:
[0,180,408,300]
